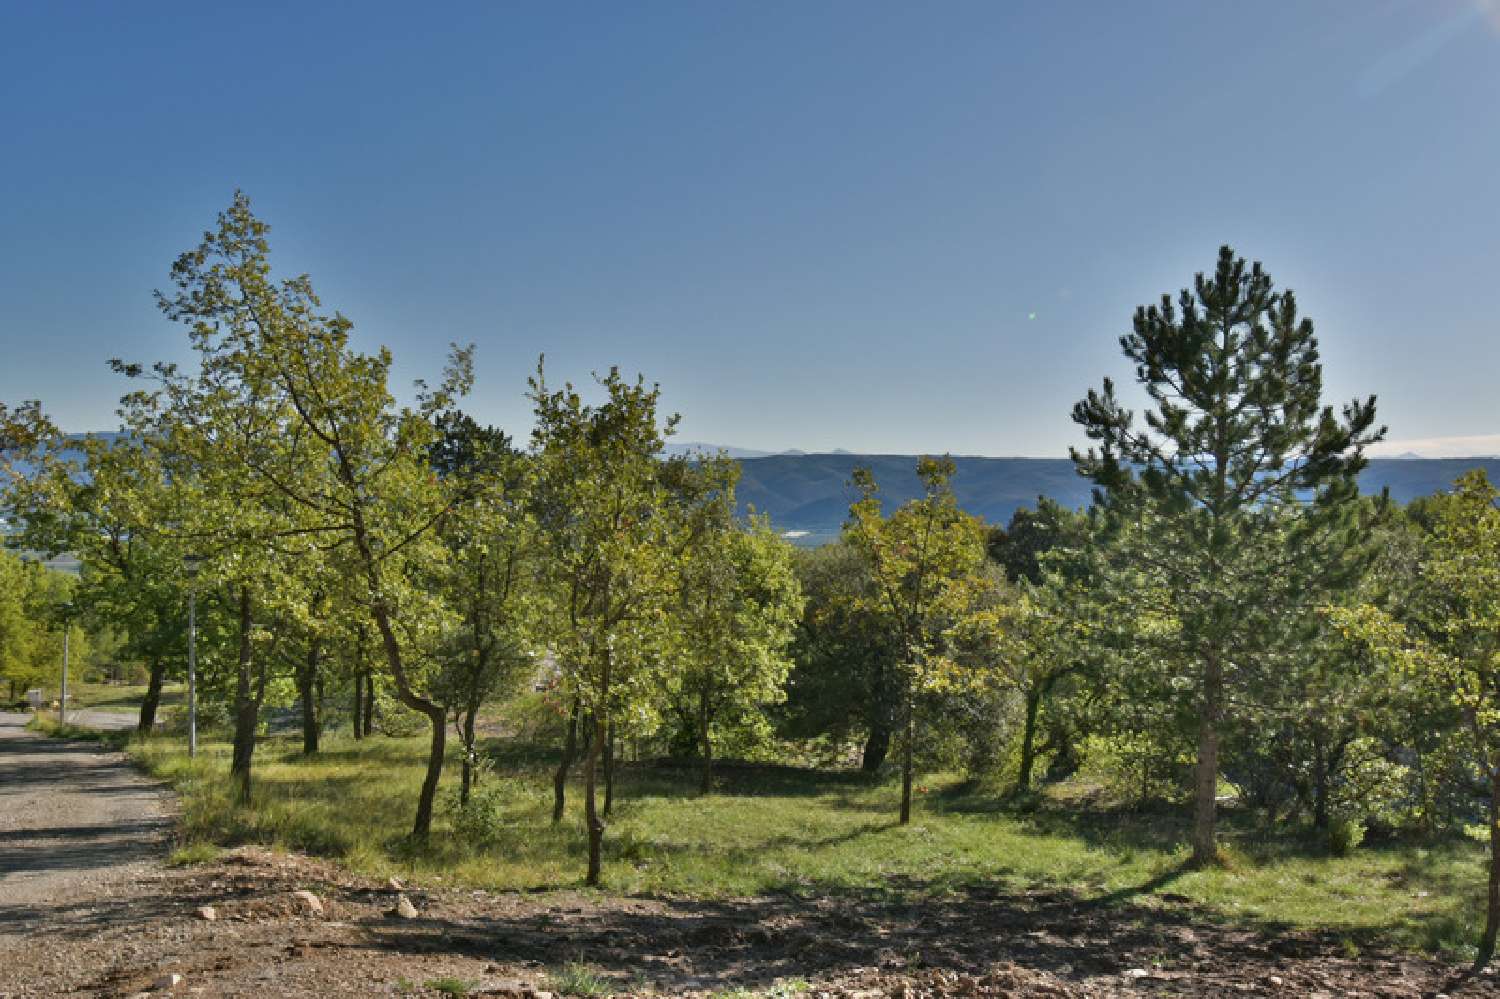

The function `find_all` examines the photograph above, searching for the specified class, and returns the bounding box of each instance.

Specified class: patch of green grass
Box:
[68,680,184,714]
[546,961,611,996]
[27,715,132,747]
[711,982,809,999]
[129,729,1490,960]
[167,842,223,867]
[424,977,477,997]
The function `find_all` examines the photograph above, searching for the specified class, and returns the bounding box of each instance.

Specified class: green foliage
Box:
[1071,245,1383,863]
[668,510,803,775]
[846,456,988,818]
[546,962,611,996]
[778,539,902,768]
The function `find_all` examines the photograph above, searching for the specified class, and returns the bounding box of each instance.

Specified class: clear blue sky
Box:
[2,1,1497,456]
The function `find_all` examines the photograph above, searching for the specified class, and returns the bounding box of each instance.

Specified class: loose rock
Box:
[153,972,185,990]
[389,893,419,919]
[291,889,324,916]
[196,905,217,921]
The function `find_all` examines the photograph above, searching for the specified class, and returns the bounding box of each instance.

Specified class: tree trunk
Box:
[584,713,606,886]
[899,686,914,825]
[553,696,580,824]
[229,586,257,806]
[602,721,616,817]
[1477,767,1500,970]
[1312,735,1330,830]
[352,666,364,740]
[298,638,321,755]
[1191,655,1224,867]
[699,685,713,795]
[1017,686,1041,794]
[137,658,166,734]
[362,671,375,736]
[459,704,478,808]
[861,724,890,772]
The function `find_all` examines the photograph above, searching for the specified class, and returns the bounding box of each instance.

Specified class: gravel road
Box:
[0,712,171,944]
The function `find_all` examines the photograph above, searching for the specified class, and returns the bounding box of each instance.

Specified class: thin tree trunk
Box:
[362,671,375,736]
[1191,655,1224,867]
[352,665,364,740]
[553,696,580,824]
[584,713,606,886]
[137,658,166,734]
[699,685,713,795]
[409,703,445,838]
[899,686,914,825]
[1312,735,1330,830]
[459,705,478,807]
[602,721,616,817]
[861,724,890,772]
[1477,767,1500,970]
[298,638,321,755]
[229,586,257,806]
[1017,686,1041,794]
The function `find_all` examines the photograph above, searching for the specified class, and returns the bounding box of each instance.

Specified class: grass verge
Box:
[125,728,1488,960]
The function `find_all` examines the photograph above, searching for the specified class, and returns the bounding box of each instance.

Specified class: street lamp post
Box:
[59,603,72,727]
[183,555,202,756]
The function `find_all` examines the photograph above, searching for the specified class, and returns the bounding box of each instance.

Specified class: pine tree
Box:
[1071,245,1382,865]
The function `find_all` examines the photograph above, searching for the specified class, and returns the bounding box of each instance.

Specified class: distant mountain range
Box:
[732,453,1500,545]
[13,437,1500,550]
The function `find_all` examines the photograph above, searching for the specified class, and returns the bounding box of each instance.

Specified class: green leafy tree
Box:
[1334,470,1500,967]
[672,510,802,792]
[429,412,538,806]
[779,540,904,770]
[1071,246,1382,865]
[20,431,194,732]
[138,193,467,833]
[0,551,42,699]
[528,361,684,884]
[0,399,57,488]
[847,456,987,824]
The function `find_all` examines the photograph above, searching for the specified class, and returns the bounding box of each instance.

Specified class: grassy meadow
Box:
[123,726,1490,962]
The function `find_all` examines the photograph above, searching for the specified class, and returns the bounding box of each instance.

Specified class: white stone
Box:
[290,889,323,916]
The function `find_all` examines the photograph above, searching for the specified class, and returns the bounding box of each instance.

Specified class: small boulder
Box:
[153,972,185,990]
[1121,968,1150,979]
[290,889,324,916]
[388,893,419,919]
[196,905,217,922]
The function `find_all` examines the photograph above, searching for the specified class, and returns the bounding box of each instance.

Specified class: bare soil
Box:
[0,717,1491,998]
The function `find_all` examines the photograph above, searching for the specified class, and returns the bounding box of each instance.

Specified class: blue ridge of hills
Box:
[734,454,1500,545]
[11,437,1500,550]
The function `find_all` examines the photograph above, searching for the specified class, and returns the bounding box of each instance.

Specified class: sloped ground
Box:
[0,844,1489,997]
[0,718,1491,997]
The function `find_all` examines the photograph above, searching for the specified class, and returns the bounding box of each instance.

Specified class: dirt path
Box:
[0,712,172,989]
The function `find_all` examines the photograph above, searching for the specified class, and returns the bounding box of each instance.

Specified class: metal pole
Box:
[60,623,70,727]
[187,587,197,757]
